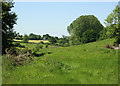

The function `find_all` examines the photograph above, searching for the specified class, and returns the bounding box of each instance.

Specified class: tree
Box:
[67,15,103,45]
[49,37,57,44]
[99,28,108,40]
[43,34,50,40]
[29,33,42,40]
[81,30,97,43]
[104,5,120,45]
[2,1,17,54]
[22,34,29,43]
[67,24,73,35]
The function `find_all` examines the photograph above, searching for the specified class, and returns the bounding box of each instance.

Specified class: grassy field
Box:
[2,39,118,84]
[13,39,49,43]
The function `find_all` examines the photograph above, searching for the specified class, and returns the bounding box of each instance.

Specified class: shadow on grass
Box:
[34,51,52,57]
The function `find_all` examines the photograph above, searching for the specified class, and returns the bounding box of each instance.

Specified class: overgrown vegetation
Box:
[2,0,119,84]
[5,47,34,66]
[2,39,118,84]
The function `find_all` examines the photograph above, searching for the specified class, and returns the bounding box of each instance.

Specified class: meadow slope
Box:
[2,39,118,84]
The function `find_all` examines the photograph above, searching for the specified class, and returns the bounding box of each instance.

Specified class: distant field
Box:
[13,39,49,43]
[3,39,118,84]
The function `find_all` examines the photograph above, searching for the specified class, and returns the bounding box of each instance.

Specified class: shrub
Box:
[54,43,58,46]
[39,41,44,44]
[22,48,29,54]
[36,44,43,51]
[19,45,25,48]
[14,42,21,47]
[39,45,43,49]
[45,44,48,48]
[49,37,57,45]
[32,49,37,55]
[63,43,70,47]
[22,34,29,43]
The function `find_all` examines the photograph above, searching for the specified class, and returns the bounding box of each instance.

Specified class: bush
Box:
[49,37,57,45]
[54,43,58,46]
[22,48,31,54]
[63,43,70,47]
[22,34,29,43]
[39,41,44,44]
[14,42,25,48]
[32,49,37,55]
[19,45,25,48]
[45,44,48,48]
[36,44,43,51]
[14,42,21,47]
[38,45,43,49]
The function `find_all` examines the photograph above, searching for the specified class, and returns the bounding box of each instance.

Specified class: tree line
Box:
[19,33,69,47]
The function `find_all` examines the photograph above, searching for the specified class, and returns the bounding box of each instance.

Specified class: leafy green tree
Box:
[81,30,97,43]
[43,34,50,40]
[67,24,73,35]
[67,15,103,45]
[22,34,29,43]
[99,28,108,40]
[29,33,42,40]
[49,37,57,44]
[15,32,23,40]
[104,5,120,44]
[2,1,17,54]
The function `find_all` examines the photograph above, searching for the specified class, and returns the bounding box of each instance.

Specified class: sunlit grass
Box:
[2,39,118,84]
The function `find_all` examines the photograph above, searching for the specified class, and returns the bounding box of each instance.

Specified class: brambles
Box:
[5,47,34,66]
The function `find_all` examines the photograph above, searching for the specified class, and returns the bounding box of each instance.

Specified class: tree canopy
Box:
[104,5,120,45]
[29,33,42,40]
[67,15,103,45]
[2,1,17,54]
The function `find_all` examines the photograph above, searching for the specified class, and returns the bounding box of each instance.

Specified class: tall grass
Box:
[2,39,118,84]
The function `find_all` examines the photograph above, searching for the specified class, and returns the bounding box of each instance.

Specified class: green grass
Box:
[2,39,118,84]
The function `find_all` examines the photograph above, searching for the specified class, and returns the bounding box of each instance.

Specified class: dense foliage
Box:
[2,1,17,54]
[67,15,103,45]
[29,33,42,40]
[22,34,29,43]
[103,5,120,45]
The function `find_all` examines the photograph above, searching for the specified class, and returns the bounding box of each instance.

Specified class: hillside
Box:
[2,39,118,84]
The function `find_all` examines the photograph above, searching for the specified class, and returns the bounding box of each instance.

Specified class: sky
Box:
[12,2,118,37]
